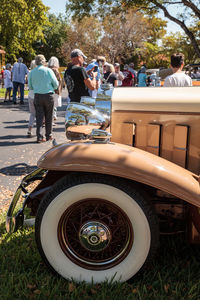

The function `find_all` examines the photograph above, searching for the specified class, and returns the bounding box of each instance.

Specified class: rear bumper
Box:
[6,168,46,233]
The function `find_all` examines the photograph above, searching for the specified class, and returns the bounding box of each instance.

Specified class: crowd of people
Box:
[0,51,198,143]
[2,55,62,143]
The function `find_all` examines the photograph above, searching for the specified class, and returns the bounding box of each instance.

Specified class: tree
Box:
[161,32,199,64]
[101,10,162,64]
[61,16,102,63]
[65,0,200,59]
[0,0,48,62]
[61,11,166,67]
[34,13,69,66]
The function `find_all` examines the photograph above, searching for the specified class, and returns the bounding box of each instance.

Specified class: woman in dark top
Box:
[103,64,118,87]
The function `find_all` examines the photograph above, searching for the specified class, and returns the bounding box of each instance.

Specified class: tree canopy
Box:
[66,0,200,59]
[0,0,48,62]
[60,9,168,67]
[34,13,69,66]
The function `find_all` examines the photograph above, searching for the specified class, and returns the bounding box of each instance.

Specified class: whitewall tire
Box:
[35,173,159,283]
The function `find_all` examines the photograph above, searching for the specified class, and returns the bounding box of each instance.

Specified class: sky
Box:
[42,0,182,34]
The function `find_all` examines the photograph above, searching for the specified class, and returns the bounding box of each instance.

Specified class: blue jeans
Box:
[12,81,24,102]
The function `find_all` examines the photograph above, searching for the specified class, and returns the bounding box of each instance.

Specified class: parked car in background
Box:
[145,69,161,86]
[6,85,200,283]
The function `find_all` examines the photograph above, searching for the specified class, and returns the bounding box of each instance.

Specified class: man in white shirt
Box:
[164,53,192,87]
[114,63,124,86]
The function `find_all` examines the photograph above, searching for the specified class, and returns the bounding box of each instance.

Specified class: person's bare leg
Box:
[4,90,8,102]
[8,90,11,101]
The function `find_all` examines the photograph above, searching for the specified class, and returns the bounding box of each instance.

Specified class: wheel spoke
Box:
[57,198,133,270]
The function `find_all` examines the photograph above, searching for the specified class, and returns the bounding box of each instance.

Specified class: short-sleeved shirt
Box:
[104,72,117,86]
[12,62,29,84]
[28,65,58,94]
[4,70,13,89]
[66,65,89,102]
[122,70,134,87]
[164,72,192,87]
[138,73,147,87]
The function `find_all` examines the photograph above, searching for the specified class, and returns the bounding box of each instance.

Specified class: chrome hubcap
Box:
[57,198,133,270]
[79,222,111,251]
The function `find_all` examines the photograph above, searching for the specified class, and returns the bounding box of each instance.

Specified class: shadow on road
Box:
[0,163,37,176]
[0,135,30,140]
[4,124,28,129]
[3,120,28,124]
[0,140,37,146]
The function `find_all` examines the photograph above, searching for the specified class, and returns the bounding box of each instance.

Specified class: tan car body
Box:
[6,85,200,284]
[37,86,200,241]
[38,141,200,207]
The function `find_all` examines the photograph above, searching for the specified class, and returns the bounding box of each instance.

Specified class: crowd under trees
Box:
[0,0,199,68]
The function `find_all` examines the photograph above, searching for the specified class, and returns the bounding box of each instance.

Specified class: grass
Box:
[0,88,29,98]
[0,211,200,300]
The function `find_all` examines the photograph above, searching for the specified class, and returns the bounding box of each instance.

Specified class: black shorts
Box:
[6,87,12,92]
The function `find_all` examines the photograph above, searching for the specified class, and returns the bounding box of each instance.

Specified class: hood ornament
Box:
[89,129,112,143]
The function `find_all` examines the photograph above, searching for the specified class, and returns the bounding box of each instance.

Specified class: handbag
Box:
[54,94,62,107]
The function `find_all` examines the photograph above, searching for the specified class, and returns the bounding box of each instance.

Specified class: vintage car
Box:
[6,85,200,284]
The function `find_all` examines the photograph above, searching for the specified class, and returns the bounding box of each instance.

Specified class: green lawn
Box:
[0,88,29,98]
[0,211,200,299]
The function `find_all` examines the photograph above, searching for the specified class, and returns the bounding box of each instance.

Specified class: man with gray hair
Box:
[12,57,29,104]
[28,54,59,143]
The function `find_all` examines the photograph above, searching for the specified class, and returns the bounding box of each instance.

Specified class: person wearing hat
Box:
[64,49,97,102]
[28,54,59,143]
[86,62,99,98]
[11,57,29,104]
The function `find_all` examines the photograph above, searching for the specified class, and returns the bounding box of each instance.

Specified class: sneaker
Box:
[46,136,53,141]
[20,101,24,105]
[13,101,17,105]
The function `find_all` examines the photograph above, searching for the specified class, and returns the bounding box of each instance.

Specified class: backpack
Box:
[64,69,74,93]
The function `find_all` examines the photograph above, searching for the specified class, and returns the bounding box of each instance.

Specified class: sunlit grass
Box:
[0,88,29,99]
[0,211,200,299]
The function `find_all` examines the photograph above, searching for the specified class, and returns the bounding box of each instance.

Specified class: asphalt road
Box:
[0,92,68,211]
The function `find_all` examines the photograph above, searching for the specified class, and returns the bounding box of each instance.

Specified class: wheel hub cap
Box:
[79,222,111,251]
[57,198,133,270]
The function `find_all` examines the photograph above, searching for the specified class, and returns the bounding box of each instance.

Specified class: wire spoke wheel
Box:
[35,173,159,283]
[57,198,133,270]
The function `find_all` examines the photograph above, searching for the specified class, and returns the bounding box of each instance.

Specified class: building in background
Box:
[0,48,6,70]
